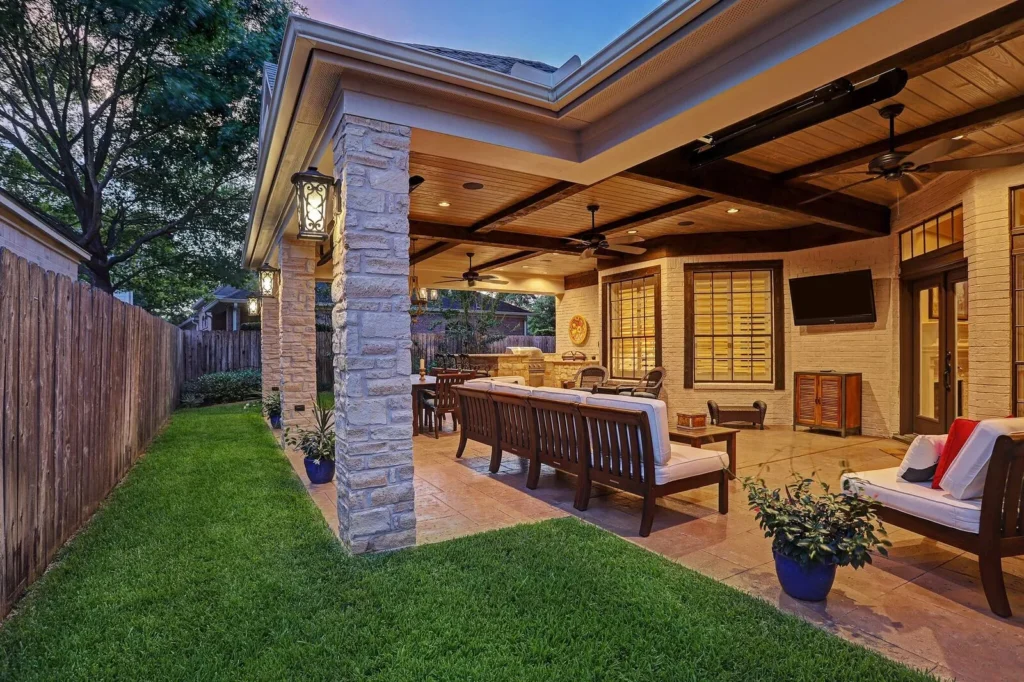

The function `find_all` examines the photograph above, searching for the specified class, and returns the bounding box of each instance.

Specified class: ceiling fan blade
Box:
[924,152,1024,172]
[803,170,873,179]
[605,234,645,245]
[484,278,509,285]
[475,274,503,280]
[564,236,592,244]
[902,138,972,168]
[580,248,596,261]
[604,244,646,255]
[798,175,882,205]
[899,173,922,197]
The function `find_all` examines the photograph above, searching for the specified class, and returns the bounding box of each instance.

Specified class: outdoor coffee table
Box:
[669,425,739,476]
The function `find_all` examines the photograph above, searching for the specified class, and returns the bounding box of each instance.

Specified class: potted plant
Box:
[262,392,283,429]
[284,397,335,484]
[742,476,890,601]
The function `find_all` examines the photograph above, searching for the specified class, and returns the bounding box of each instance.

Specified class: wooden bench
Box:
[843,433,1024,618]
[707,400,767,430]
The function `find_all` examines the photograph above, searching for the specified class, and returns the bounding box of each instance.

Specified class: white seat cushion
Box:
[464,378,494,392]
[530,386,583,403]
[490,381,532,397]
[941,418,1024,500]
[842,468,981,534]
[897,434,946,482]
[492,375,526,385]
[654,444,728,485]
[585,394,671,466]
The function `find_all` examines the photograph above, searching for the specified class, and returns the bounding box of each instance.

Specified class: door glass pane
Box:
[937,212,953,248]
[917,286,940,420]
[954,280,969,419]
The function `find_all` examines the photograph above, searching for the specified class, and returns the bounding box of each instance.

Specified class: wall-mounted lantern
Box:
[258,265,279,298]
[247,296,261,316]
[291,166,335,241]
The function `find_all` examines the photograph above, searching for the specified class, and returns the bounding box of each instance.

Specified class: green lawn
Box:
[0,404,932,681]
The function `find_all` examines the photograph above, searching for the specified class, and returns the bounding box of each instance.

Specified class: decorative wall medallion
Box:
[568,315,589,345]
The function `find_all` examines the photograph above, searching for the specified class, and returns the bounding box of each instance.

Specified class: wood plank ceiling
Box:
[408,4,1024,280]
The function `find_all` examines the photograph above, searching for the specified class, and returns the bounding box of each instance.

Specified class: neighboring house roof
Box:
[404,44,556,76]
[264,62,278,94]
[0,188,90,263]
[433,296,531,315]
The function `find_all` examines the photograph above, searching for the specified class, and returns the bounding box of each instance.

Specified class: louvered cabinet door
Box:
[817,375,842,429]
[794,374,818,426]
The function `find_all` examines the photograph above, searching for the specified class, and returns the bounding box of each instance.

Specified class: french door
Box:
[911,267,968,434]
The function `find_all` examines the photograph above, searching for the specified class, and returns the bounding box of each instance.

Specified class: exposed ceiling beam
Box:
[600,224,871,268]
[624,157,890,236]
[778,94,1024,181]
[473,194,717,272]
[409,220,581,254]
[410,241,458,265]
[469,181,587,233]
[846,1,1024,83]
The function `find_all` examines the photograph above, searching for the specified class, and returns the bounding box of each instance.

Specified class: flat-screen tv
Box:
[789,269,876,326]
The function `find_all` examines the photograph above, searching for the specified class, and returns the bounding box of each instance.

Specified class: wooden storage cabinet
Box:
[793,372,862,437]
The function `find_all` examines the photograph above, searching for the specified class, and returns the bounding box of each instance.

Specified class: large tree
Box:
[0,0,291,300]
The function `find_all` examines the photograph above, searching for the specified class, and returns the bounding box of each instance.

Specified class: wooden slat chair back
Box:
[490,391,536,474]
[577,403,728,537]
[527,396,588,507]
[421,372,468,438]
[452,385,498,463]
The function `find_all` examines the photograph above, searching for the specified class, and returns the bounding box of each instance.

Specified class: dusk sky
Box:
[302,0,666,68]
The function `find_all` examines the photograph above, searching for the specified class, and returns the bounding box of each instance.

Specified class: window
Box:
[684,261,784,389]
[602,266,661,380]
[899,206,963,261]
[1012,188,1024,415]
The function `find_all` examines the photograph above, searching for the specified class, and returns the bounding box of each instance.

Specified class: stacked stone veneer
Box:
[261,294,281,399]
[278,238,318,429]
[331,114,415,554]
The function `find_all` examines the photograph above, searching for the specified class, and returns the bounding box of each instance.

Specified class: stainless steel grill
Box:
[506,346,546,387]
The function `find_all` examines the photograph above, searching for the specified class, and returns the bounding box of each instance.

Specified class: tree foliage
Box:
[0,0,292,311]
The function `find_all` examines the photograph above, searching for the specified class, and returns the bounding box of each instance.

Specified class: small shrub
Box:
[240,321,261,331]
[181,369,262,407]
[284,396,335,462]
[246,391,281,418]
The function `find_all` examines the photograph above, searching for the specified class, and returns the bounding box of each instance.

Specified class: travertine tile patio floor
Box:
[284,426,1024,682]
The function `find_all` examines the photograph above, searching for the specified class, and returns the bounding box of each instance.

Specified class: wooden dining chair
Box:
[421,372,468,438]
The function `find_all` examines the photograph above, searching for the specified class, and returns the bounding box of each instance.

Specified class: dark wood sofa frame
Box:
[453,386,728,537]
[866,432,1024,618]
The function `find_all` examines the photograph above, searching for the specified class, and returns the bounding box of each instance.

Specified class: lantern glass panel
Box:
[247,297,260,316]
[258,269,277,297]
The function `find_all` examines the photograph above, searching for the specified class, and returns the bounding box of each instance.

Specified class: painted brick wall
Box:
[555,284,601,361]
[0,222,79,279]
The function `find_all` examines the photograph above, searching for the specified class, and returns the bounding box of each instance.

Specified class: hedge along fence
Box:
[181,329,261,382]
[0,248,184,619]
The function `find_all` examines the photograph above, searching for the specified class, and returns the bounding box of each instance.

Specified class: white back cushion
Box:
[490,382,532,397]
[464,379,494,392]
[530,386,583,404]
[585,394,671,465]
[941,418,1024,499]
[492,375,526,385]
[897,434,946,480]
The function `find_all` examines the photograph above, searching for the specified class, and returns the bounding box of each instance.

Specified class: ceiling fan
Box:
[566,205,647,260]
[801,103,1024,204]
[435,253,509,288]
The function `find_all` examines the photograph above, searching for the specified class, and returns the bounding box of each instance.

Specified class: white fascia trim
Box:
[0,193,90,262]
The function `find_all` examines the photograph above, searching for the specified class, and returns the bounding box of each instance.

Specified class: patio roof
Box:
[246,0,1024,289]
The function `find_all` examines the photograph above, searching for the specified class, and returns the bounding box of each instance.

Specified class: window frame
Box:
[684,260,785,390]
[601,265,662,380]
[1012,187,1024,416]
[899,205,963,263]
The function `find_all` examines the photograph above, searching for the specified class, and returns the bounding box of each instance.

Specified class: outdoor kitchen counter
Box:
[543,357,602,388]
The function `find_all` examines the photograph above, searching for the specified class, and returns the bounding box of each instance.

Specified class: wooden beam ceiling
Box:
[410,242,458,265]
[409,220,581,255]
[846,1,1024,82]
[779,93,1024,181]
[469,181,587,233]
[473,195,717,271]
[623,158,890,235]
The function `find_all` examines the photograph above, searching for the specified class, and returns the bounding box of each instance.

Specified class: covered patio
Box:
[248,1,1024,678]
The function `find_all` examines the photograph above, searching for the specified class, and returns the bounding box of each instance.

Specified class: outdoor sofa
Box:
[453,381,728,536]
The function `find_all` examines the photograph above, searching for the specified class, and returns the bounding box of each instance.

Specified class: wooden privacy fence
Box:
[181,330,261,382]
[0,248,183,619]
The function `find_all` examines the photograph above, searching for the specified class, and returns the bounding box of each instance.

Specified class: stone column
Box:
[278,238,318,430]
[331,114,415,553]
[260,294,281,399]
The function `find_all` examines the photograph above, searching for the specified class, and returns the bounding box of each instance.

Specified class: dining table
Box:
[410,374,436,435]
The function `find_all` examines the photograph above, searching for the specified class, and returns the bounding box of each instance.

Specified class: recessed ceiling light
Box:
[677,220,694,227]
[438,201,450,207]
[726,208,740,214]
[952,135,965,140]
[463,182,484,190]
[627,229,638,234]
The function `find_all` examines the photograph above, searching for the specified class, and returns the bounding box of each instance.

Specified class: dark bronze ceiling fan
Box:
[435,253,509,287]
[801,103,1024,204]
[565,205,647,260]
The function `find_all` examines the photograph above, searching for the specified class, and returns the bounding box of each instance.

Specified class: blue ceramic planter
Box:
[270,414,282,429]
[304,456,335,484]
[773,550,837,601]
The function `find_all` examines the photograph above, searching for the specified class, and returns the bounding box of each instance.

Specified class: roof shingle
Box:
[404,44,556,76]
